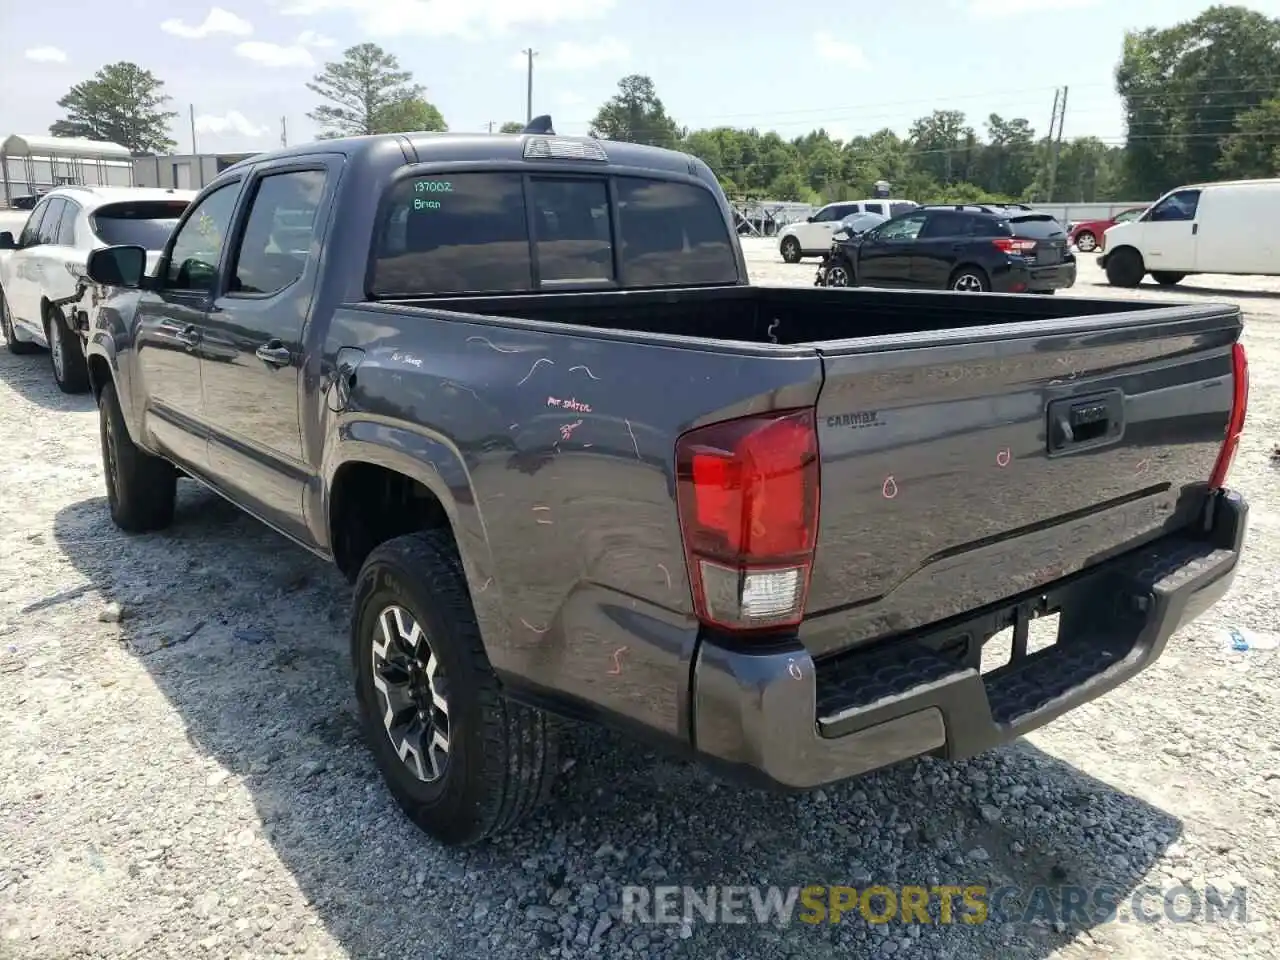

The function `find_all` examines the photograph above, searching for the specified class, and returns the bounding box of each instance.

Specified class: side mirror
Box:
[0,232,14,251]
[806,215,815,223]
[87,245,147,288]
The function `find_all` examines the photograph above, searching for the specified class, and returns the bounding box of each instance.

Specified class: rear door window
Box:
[920,211,973,238]
[372,172,532,296]
[863,202,884,215]
[615,178,737,286]
[55,201,78,245]
[529,178,612,284]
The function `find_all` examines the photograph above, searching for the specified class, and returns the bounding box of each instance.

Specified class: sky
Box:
[2,0,1280,154]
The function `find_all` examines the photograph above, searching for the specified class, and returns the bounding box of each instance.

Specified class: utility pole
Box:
[522,48,538,124]
[280,116,288,148]
[1043,86,1068,204]
[487,121,494,134]
[190,104,198,154]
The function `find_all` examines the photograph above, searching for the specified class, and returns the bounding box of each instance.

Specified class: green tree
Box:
[373,96,447,134]
[49,62,177,154]
[1219,98,1280,178]
[499,121,525,134]
[307,43,442,138]
[1116,5,1280,196]
[589,75,683,147]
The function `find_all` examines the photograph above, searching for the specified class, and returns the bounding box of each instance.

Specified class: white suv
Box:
[0,185,195,392]
[778,198,918,262]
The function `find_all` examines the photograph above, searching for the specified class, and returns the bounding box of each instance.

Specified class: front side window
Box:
[616,178,737,286]
[875,212,928,241]
[530,178,612,283]
[17,200,51,247]
[164,183,241,292]
[372,172,532,296]
[229,169,326,295]
[1148,189,1201,222]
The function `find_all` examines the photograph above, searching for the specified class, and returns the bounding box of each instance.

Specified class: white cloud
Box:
[295,29,337,48]
[24,46,67,63]
[967,0,1100,15]
[160,7,253,39]
[194,110,270,138]
[275,0,613,38]
[813,31,867,67]
[510,38,628,73]
[235,41,315,68]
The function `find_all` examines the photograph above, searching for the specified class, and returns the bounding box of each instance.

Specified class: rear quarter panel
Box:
[316,305,824,737]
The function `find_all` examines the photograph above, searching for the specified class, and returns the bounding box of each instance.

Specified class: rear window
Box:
[92,201,190,249]
[370,170,737,296]
[1009,215,1066,239]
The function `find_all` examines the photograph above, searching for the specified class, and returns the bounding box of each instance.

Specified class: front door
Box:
[133,179,244,469]
[200,159,336,542]
[6,198,60,332]
[1138,188,1201,272]
[857,212,927,287]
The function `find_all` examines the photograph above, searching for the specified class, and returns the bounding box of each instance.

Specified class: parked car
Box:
[80,127,1247,847]
[0,185,195,392]
[816,203,1076,293]
[778,198,918,262]
[1069,207,1146,253]
[1099,178,1280,287]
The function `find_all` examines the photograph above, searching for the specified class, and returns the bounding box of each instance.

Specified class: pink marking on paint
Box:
[657,563,672,589]
[520,618,550,634]
[996,448,1011,468]
[882,475,898,499]
[608,646,628,675]
[788,660,803,681]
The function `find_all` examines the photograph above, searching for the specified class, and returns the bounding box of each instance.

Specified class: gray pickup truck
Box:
[78,121,1250,847]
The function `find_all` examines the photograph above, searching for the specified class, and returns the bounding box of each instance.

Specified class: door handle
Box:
[255,340,292,367]
[1192,223,1199,235]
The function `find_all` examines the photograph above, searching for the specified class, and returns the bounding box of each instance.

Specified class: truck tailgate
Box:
[802,305,1241,658]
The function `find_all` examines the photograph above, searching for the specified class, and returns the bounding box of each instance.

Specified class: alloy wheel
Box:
[370,605,451,783]
[953,274,984,292]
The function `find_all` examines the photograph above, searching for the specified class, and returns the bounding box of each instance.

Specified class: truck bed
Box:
[346,284,1240,673]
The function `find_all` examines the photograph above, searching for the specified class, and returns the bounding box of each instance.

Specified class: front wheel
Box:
[1075,231,1097,252]
[1105,248,1145,288]
[1,289,41,355]
[1151,271,1186,286]
[780,236,802,264]
[99,381,176,532]
[352,531,559,846]
[47,304,90,394]
[824,263,853,287]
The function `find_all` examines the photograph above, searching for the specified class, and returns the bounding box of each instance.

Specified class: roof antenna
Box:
[523,114,555,135]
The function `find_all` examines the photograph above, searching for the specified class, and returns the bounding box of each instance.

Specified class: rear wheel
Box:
[1075,231,1097,252]
[99,381,177,532]
[1105,247,1145,288]
[352,531,559,846]
[1151,271,1186,287]
[47,303,90,394]
[780,236,802,264]
[949,266,990,293]
[1,289,41,355]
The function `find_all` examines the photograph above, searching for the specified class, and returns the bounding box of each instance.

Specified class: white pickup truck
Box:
[0,185,194,392]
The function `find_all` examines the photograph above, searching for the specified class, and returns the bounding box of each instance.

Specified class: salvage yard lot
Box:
[1,250,1278,960]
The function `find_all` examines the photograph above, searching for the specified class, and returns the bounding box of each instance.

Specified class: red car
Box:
[1070,206,1147,253]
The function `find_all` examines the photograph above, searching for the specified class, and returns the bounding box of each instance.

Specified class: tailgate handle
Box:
[1048,391,1124,455]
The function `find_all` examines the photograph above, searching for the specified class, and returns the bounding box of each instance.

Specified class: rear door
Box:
[803,303,1239,657]
[857,211,927,287]
[200,158,337,542]
[911,210,976,287]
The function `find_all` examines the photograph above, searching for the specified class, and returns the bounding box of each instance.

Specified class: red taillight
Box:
[675,409,820,632]
[1209,342,1249,491]
[993,237,1037,255]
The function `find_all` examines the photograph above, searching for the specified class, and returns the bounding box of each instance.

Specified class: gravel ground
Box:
[2,249,1278,960]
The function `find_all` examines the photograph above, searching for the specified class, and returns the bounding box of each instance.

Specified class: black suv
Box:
[816,204,1076,294]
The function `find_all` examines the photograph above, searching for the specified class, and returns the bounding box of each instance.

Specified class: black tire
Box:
[948,266,990,293]
[46,303,90,394]
[1105,247,1145,288]
[1151,271,1186,287]
[1075,231,1097,253]
[98,381,176,532]
[352,531,559,846]
[780,236,802,264]
[1,288,41,355]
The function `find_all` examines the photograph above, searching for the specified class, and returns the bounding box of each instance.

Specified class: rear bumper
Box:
[690,489,1247,789]
[993,259,1077,293]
